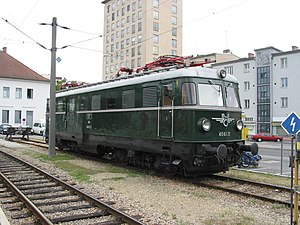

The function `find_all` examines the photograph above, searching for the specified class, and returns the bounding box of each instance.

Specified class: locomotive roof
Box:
[56,66,238,97]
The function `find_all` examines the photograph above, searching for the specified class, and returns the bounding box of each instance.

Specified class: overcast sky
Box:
[1,0,299,83]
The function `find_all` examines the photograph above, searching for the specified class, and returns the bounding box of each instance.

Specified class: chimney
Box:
[223,49,231,54]
[248,53,254,58]
[2,47,7,53]
[292,46,298,51]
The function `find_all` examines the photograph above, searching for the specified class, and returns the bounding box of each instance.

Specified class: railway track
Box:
[0,150,145,225]
[7,138,297,209]
[192,175,295,208]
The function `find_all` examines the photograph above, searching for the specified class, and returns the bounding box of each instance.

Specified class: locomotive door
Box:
[159,82,174,138]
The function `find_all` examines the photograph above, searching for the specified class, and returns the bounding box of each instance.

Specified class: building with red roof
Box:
[0,47,50,129]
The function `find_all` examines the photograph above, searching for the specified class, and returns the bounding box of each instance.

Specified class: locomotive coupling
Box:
[239,143,259,155]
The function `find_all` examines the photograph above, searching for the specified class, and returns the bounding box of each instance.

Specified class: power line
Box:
[2,17,48,50]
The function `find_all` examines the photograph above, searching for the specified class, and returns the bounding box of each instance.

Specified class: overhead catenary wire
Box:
[1,17,48,50]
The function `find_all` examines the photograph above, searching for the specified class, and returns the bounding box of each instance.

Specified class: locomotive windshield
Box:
[225,84,240,108]
[198,83,224,106]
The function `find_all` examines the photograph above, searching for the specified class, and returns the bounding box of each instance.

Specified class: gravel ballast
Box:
[0,139,290,225]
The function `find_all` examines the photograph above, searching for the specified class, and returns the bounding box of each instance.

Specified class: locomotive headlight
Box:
[198,118,211,132]
[236,119,243,131]
[219,69,227,78]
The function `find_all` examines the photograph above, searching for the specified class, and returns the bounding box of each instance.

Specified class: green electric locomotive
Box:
[52,60,257,176]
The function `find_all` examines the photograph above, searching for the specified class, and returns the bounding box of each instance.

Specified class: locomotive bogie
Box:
[52,66,257,176]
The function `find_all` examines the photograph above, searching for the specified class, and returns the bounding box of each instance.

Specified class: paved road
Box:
[241,140,299,177]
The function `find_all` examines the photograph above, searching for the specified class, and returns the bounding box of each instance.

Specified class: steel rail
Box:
[0,150,145,225]
[0,171,53,225]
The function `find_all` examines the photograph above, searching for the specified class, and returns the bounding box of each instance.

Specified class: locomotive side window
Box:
[163,83,173,106]
[198,83,223,106]
[68,98,76,112]
[80,96,88,110]
[56,99,66,112]
[107,93,116,109]
[92,94,101,110]
[122,90,135,108]
[182,83,196,105]
[143,86,157,107]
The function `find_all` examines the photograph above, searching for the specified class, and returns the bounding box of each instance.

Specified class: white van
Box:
[32,121,46,135]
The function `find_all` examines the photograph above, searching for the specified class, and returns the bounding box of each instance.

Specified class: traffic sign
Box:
[281,111,300,135]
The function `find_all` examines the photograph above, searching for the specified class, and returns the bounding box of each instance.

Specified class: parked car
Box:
[0,123,12,134]
[252,132,283,142]
[32,122,45,135]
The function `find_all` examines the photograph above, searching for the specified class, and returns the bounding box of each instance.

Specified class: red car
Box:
[252,132,283,142]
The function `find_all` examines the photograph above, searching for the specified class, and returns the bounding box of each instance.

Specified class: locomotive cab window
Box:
[225,84,240,108]
[182,83,196,105]
[198,83,223,106]
[163,83,173,106]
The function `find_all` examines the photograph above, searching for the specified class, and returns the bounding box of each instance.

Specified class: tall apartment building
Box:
[101,0,182,80]
[212,46,300,136]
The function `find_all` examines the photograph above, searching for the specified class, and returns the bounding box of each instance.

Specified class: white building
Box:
[0,47,50,128]
[213,46,300,136]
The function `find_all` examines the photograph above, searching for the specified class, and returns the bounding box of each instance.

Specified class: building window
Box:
[132,13,136,22]
[138,34,142,43]
[153,10,159,19]
[15,88,22,99]
[224,66,233,74]
[281,97,288,108]
[132,24,136,34]
[257,66,270,85]
[172,39,177,48]
[171,49,177,55]
[138,11,142,20]
[244,81,250,91]
[244,99,250,109]
[172,27,177,36]
[132,2,136,11]
[153,22,159,31]
[138,22,142,32]
[153,34,159,44]
[153,0,159,8]
[3,87,10,98]
[281,77,288,88]
[2,110,9,123]
[171,16,177,25]
[243,63,250,73]
[27,89,33,99]
[132,37,136,45]
[137,46,141,55]
[131,47,135,57]
[131,59,135,68]
[172,5,177,14]
[280,57,287,68]
[127,4,130,11]
[153,46,159,55]
[137,57,141,67]
[15,110,22,124]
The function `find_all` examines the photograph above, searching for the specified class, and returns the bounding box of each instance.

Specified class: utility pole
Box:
[49,17,57,157]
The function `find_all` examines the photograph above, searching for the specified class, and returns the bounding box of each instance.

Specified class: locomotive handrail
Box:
[157,100,160,137]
